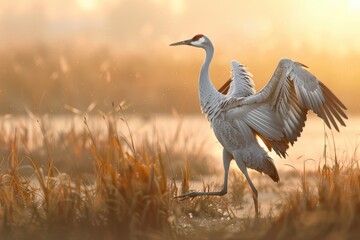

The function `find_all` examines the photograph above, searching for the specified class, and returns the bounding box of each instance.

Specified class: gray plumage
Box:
[170,34,347,217]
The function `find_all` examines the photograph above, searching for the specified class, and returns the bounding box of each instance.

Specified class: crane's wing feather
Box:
[225,58,347,157]
[218,78,231,95]
[218,61,255,98]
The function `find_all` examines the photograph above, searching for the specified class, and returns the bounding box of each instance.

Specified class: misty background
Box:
[0,0,359,115]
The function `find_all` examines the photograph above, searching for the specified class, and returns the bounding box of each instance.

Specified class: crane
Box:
[170,34,347,217]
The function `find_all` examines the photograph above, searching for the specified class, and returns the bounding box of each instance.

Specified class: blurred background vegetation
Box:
[0,0,359,116]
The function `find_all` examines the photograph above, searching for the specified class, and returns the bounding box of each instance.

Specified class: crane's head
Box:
[170,34,210,48]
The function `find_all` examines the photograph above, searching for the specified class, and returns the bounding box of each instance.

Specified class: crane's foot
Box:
[174,189,227,201]
[174,191,200,201]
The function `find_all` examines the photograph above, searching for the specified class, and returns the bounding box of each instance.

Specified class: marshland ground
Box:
[0,112,359,240]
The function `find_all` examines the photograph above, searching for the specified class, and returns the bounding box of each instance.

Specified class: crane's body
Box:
[170,34,347,217]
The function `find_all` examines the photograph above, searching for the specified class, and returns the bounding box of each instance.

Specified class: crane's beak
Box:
[169,39,192,46]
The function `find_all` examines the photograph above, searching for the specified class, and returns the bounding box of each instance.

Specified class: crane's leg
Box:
[175,149,232,200]
[234,158,259,218]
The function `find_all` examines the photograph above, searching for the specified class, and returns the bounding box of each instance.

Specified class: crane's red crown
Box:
[192,34,204,41]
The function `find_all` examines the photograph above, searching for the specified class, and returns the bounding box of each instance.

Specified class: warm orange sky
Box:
[1,0,360,54]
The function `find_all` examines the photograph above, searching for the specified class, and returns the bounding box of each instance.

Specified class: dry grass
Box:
[0,108,231,240]
[260,160,360,240]
[0,117,172,240]
[0,110,359,240]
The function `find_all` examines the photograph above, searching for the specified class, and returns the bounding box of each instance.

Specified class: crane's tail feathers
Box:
[263,156,280,182]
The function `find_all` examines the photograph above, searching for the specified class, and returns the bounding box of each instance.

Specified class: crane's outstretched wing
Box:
[225,58,347,157]
[218,61,255,98]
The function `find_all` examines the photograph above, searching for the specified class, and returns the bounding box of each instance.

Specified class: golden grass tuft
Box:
[260,143,360,240]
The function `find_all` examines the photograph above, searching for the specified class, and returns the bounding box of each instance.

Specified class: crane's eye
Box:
[192,34,204,41]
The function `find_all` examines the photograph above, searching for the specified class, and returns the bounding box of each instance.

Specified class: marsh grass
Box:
[0,108,232,240]
[0,111,359,240]
[0,118,173,240]
[258,131,360,240]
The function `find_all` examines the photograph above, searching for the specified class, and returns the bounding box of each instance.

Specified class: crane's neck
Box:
[199,44,223,121]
